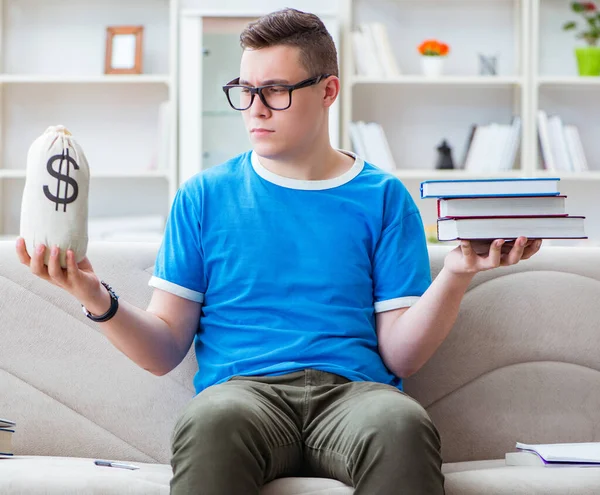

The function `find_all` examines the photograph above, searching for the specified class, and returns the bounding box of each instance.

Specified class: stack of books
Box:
[420,177,587,242]
[0,417,16,457]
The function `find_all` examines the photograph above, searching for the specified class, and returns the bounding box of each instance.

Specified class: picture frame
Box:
[105,26,144,74]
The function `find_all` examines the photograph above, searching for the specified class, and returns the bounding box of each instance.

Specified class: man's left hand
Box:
[444,236,543,276]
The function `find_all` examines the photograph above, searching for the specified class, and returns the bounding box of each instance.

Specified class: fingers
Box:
[521,239,543,260]
[504,236,528,265]
[460,240,474,258]
[15,237,31,266]
[486,239,504,268]
[29,244,51,281]
[47,245,67,286]
[66,249,81,282]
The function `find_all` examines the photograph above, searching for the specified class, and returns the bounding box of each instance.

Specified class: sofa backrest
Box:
[405,244,600,462]
[1,241,599,464]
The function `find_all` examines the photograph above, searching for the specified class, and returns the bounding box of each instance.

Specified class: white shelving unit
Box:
[0,0,179,241]
[1,0,597,244]
[340,0,530,177]
[341,0,599,243]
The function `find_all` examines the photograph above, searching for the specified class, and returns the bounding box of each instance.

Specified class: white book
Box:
[500,117,521,171]
[351,31,371,77]
[362,122,395,171]
[516,442,600,464]
[371,122,396,171]
[464,125,491,173]
[548,115,573,172]
[368,22,401,77]
[488,123,511,172]
[564,125,589,172]
[537,110,556,172]
[358,24,385,78]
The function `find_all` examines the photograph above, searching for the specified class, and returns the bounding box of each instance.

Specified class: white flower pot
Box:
[421,56,445,77]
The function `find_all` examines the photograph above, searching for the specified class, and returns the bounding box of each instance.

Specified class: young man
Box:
[16,8,542,495]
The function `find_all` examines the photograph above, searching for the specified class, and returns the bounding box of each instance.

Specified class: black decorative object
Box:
[436,139,455,170]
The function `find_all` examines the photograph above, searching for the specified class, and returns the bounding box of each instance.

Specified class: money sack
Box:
[20,126,90,269]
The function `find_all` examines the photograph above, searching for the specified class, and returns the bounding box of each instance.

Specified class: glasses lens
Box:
[227,86,253,110]
[261,86,291,110]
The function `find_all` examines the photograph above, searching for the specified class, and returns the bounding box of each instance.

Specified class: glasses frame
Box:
[222,74,332,111]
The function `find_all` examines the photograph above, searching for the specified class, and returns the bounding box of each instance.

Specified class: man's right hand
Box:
[15,237,110,314]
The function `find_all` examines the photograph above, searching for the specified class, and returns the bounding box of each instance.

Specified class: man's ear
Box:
[323,76,340,108]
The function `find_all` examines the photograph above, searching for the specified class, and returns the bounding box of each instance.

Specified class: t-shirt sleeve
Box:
[148,186,206,303]
[372,194,432,313]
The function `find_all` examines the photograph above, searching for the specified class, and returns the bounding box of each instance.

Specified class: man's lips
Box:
[251,128,275,134]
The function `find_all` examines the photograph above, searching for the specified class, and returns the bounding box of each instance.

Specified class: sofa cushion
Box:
[444,459,600,495]
[0,456,352,495]
[2,456,600,495]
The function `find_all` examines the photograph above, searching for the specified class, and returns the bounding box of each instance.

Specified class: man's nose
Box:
[248,92,271,117]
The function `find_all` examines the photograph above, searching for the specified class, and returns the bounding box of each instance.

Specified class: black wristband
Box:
[81,281,119,322]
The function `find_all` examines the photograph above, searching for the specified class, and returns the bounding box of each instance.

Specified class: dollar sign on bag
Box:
[43,148,79,212]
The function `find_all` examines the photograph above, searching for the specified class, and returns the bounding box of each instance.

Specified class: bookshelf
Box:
[0,0,179,241]
[340,0,600,244]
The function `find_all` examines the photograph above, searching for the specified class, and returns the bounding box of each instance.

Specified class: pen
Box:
[94,459,140,470]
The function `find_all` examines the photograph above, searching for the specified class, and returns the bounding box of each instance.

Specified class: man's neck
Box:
[256,142,355,182]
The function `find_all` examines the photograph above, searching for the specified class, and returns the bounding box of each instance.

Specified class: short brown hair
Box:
[240,8,339,77]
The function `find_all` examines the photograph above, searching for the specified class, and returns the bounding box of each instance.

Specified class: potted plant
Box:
[418,39,450,77]
[563,1,600,76]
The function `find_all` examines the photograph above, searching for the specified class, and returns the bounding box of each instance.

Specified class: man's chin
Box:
[251,141,283,159]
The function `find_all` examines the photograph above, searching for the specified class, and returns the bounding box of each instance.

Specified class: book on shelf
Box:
[437,215,587,241]
[437,195,568,218]
[462,117,521,173]
[537,110,588,173]
[421,177,561,199]
[351,22,401,78]
[349,121,396,172]
[506,442,600,467]
[0,418,16,457]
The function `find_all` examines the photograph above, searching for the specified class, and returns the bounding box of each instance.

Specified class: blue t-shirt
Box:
[149,150,431,394]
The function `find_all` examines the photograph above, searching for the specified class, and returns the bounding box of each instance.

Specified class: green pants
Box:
[170,369,444,494]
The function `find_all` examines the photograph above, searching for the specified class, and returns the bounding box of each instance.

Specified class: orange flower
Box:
[418,39,450,56]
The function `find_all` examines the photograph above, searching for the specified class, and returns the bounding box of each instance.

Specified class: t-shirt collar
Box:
[250,150,364,191]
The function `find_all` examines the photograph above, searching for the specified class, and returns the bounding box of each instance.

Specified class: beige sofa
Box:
[1,240,600,494]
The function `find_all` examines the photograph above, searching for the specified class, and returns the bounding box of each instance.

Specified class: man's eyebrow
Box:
[238,78,290,86]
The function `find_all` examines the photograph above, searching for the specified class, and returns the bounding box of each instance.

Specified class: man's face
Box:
[239,44,328,159]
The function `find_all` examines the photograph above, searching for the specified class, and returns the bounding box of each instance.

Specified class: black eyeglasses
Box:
[222,74,332,111]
